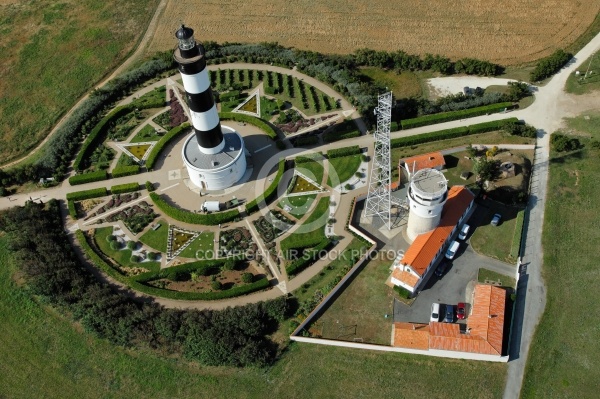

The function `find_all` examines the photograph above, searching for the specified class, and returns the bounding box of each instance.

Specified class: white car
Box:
[445,240,460,260]
[458,224,470,240]
[431,302,441,322]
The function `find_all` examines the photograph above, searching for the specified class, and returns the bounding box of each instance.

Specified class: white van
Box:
[445,240,460,260]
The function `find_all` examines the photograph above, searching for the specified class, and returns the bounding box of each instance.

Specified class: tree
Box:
[506,81,530,102]
[211,280,222,290]
[474,158,498,182]
[466,144,477,157]
[241,273,254,283]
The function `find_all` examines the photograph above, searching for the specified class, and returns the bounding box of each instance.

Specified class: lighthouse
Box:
[406,168,448,242]
[174,25,247,190]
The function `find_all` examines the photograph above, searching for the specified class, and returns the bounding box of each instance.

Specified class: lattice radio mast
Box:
[364,92,393,230]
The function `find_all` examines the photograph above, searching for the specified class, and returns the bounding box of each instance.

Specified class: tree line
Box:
[0,200,292,367]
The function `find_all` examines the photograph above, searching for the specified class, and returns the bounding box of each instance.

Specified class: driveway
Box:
[394,241,515,324]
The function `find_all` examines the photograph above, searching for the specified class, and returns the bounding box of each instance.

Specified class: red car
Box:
[457,302,466,320]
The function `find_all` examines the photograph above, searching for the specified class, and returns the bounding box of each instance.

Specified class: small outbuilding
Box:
[202,201,221,212]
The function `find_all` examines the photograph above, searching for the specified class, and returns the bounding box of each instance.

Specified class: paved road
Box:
[501,33,600,399]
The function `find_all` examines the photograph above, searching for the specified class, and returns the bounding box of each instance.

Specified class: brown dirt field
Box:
[147,0,599,65]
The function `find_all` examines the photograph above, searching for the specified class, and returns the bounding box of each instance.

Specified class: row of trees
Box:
[0,200,292,367]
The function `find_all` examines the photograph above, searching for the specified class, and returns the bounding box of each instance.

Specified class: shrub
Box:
[106,235,117,243]
[245,158,286,214]
[67,200,78,219]
[145,181,155,192]
[110,183,140,194]
[110,241,121,251]
[66,187,108,201]
[530,49,572,82]
[400,102,513,129]
[73,105,133,171]
[285,239,332,276]
[222,260,236,271]
[211,281,223,290]
[149,192,240,225]
[361,154,369,162]
[293,135,319,146]
[390,118,519,148]
[111,165,140,178]
[394,286,411,299]
[327,145,361,159]
[242,273,254,283]
[344,183,353,190]
[145,123,191,169]
[68,171,109,186]
[503,121,537,138]
[147,252,157,261]
[218,90,240,102]
[551,134,580,152]
[130,255,141,263]
[127,240,137,250]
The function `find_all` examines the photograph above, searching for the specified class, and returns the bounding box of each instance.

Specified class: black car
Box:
[443,305,455,323]
[435,260,450,277]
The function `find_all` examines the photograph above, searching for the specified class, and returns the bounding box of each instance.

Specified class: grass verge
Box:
[477,268,516,289]
[327,155,362,186]
[522,112,600,397]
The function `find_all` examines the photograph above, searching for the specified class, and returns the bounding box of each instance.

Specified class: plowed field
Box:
[148,0,598,65]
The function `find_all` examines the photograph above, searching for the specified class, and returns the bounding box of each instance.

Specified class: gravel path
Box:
[426,77,517,98]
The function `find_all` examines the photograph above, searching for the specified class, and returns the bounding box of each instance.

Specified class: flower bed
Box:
[219,227,255,258]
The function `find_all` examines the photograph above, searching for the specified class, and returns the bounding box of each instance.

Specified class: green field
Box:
[0,0,159,165]
[280,196,330,252]
[470,199,523,263]
[94,227,160,272]
[522,113,600,398]
[179,232,215,259]
[311,256,395,345]
[359,67,423,98]
[565,52,600,94]
[139,219,168,252]
[131,124,162,143]
[278,194,317,219]
[327,155,362,186]
[0,232,507,398]
[296,159,325,186]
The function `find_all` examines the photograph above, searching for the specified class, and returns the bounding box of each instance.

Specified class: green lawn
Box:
[327,155,362,187]
[139,220,168,253]
[477,268,516,289]
[296,159,324,185]
[179,232,215,259]
[0,234,506,399]
[522,113,600,398]
[359,67,422,99]
[565,52,600,94]
[278,194,317,219]
[280,196,330,252]
[131,124,162,143]
[0,0,159,165]
[94,227,160,272]
[303,245,395,345]
[470,199,523,264]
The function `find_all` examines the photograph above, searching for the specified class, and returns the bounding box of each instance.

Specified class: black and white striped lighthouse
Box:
[174,24,247,191]
[174,25,224,154]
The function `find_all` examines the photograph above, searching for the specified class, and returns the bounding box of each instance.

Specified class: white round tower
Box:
[406,168,448,242]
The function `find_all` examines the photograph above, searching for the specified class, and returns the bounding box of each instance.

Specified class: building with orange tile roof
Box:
[390,185,475,295]
[392,285,507,357]
[402,152,446,176]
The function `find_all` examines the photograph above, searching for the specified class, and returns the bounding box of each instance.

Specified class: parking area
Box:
[393,242,516,324]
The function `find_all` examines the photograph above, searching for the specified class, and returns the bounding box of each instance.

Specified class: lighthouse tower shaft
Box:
[174,26,224,154]
[174,25,247,191]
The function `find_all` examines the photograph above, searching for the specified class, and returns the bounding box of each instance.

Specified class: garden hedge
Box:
[327,145,361,159]
[73,105,133,171]
[323,129,360,143]
[67,200,77,219]
[400,102,513,129]
[66,187,108,201]
[510,210,526,260]
[245,158,285,214]
[130,277,270,301]
[220,112,278,140]
[68,170,109,185]
[110,182,140,195]
[78,229,269,300]
[285,239,333,276]
[145,123,191,169]
[293,136,319,146]
[391,118,519,148]
[150,192,240,225]
[219,90,240,102]
[111,165,140,178]
[295,153,323,163]
[75,230,129,283]
[135,258,244,283]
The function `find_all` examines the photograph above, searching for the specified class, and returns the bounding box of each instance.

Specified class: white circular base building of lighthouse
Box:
[182,125,247,191]
[406,168,448,242]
